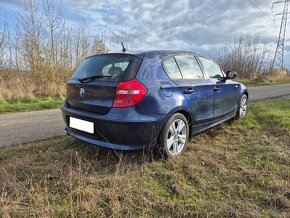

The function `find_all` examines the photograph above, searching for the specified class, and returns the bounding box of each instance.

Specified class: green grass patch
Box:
[0,96,64,114]
[236,99,290,130]
[0,98,289,217]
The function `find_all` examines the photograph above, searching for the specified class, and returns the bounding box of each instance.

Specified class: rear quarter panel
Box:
[135,53,193,118]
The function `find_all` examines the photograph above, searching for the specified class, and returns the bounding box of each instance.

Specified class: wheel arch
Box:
[243,90,249,99]
[164,107,194,136]
[175,110,193,136]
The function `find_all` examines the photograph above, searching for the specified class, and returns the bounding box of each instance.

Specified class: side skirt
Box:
[191,110,237,135]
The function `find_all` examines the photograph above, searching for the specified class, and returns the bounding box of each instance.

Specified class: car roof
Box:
[88,50,202,59]
[131,50,200,56]
[126,50,202,59]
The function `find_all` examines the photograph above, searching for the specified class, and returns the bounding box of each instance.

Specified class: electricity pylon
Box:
[272,0,289,69]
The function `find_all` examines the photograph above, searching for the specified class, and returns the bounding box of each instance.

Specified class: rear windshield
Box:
[71,54,142,82]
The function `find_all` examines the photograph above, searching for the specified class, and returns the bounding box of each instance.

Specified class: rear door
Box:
[163,55,215,124]
[198,57,236,118]
[66,54,142,115]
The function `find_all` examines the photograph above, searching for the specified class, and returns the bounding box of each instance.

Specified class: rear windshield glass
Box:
[71,54,142,82]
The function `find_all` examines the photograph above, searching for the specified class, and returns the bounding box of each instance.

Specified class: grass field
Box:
[0,99,289,217]
[0,97,64,114]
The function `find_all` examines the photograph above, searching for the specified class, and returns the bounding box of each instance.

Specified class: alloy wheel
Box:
[239,95,247,118]
[166,119,187,156]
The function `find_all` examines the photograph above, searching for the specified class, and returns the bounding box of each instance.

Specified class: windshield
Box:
[72,54,142,82]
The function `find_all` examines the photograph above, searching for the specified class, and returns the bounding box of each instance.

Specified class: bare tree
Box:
[16,0,44,71]
[91,38,109,55]
[42,0,64,65]
[0,0,105,98]
[0,13,7,69]
[73,22,91,66]
[214,33,271,79]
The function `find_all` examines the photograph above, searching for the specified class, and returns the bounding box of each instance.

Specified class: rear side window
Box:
[72,54,142,82]
[163,57,182,79]
[175,55,204,79]
[199,57,224,79]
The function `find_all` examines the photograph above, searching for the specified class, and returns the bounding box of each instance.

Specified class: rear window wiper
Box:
[79,75,112,83]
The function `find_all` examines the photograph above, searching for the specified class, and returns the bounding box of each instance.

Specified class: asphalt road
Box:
[0,84,289,148]
[247,84,290,101]
[0,109,64,147]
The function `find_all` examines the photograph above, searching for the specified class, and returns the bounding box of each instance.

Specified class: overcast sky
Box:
[0,0,289,68]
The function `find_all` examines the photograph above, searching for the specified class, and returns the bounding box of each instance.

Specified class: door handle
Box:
[183,87,195,94]
[213,86,221,91]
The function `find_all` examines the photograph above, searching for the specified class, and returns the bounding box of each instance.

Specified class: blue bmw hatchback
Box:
[61,50,248,158]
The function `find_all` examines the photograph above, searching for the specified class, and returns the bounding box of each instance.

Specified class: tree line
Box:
[0,0,108,73]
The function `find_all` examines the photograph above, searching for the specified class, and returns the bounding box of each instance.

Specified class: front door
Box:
[198,57,236,119]
[211,79,236,118]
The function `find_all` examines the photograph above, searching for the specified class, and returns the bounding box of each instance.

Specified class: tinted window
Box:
[163,57,182,79]
[101,62,129,75]
[175,55,204,79]
[199,57,224,79]
[72,54,142,82]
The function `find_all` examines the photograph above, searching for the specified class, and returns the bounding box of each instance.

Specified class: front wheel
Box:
[158,113,189,158]
[236,94,248,119]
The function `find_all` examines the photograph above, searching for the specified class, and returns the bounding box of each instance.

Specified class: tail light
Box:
[113,79,147,108]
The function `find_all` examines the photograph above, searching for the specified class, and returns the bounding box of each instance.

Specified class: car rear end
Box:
[61,53,166,150]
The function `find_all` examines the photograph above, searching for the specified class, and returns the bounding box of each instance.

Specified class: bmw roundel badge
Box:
[80,88,85,98]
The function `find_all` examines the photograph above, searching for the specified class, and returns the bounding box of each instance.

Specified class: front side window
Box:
[199,57,224,79]
[163,57,182,79]
[175,55,204,79]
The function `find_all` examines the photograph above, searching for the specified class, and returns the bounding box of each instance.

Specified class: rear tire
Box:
[158,113,189,158]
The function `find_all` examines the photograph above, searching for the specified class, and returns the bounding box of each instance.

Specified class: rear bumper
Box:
[61,102,167,150]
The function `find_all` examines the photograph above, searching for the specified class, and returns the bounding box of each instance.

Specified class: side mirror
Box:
[225,71,236,80]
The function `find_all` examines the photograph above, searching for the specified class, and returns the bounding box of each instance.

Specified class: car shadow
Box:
[67,125,227,171]
[68,138,162,171]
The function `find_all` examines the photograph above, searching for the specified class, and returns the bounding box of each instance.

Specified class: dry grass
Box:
[255,69,290,83]
[236,71,290,87]
[0,99,289,217]
[0,71,35,100]
[0,70,68,101]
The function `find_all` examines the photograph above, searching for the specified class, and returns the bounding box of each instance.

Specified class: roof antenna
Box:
[121,42,126,53]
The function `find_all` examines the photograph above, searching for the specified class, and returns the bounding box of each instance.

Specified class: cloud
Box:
[1,0,288,67]
[67,0,280,54]
[0,0,21,6]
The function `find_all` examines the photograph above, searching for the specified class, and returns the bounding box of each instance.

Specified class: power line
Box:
[264,0,273,9]
[247,0,275,21]
[247,0,277,33]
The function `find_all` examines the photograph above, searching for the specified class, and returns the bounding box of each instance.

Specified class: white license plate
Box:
[69,117,94,134]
